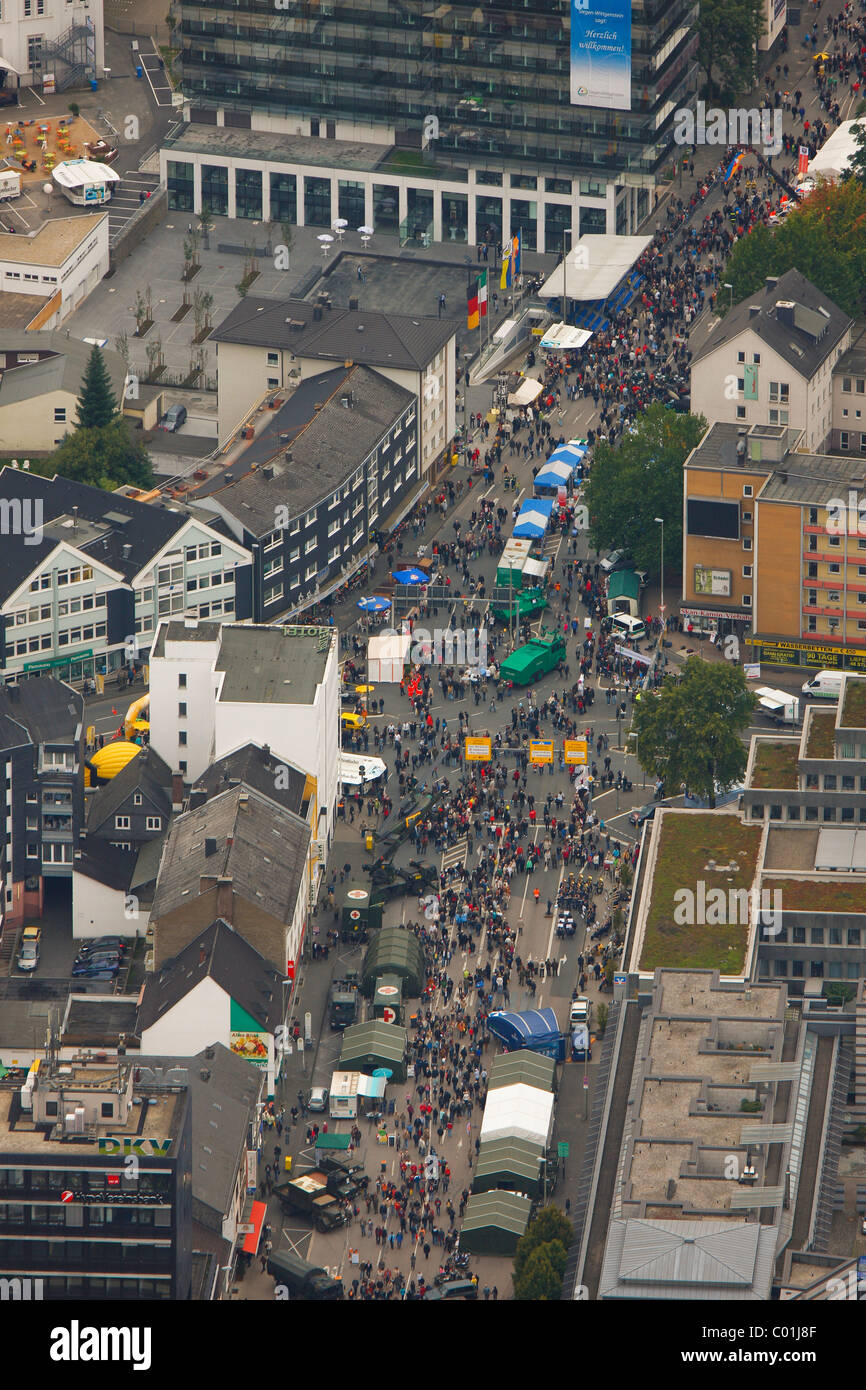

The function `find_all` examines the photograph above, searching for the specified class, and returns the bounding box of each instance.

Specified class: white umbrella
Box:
[358,225,374,236]
[317,233,334,243]
[332,217,348,233]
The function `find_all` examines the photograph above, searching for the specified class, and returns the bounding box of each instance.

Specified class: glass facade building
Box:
[175,0,699,185]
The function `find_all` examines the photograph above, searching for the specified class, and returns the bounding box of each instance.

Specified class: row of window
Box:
[761,960,862,980]
[114,815,161,831]
[751,803,866,822]
[30,566,93,593]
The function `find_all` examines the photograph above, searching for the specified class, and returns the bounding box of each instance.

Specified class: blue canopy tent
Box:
[534,459,574,491]
[357,596,391,612]
[488,1007,565,1062]
[513,496,553,539]
[547,443,587,470]
[391,568,429,585]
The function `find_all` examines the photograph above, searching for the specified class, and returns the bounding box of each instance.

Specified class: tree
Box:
[698,0,765,100]
[75,346,118,429]
[844,119,866,187]
[633,657,755,805]
[280,217,294,254]
[114,329,131,372]
[513,1205,572,1281]
[51,417,154,492]
[582,403,706,578]
[597,999,610,1033]
[513,1243,567,1301]
[722,179,866,320]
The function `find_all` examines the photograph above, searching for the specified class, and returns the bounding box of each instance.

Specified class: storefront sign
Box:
[753,639,866,672]
[694,566,731,597]
[97,1137,172,1157]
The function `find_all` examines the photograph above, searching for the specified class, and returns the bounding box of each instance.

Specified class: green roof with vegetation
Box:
[762,878,866,913]
[750,741,799,790]
[640,813,763,974]
[842,679,866,729]
[805,710,835,759]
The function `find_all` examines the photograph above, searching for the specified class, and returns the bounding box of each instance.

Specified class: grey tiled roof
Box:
[691,269,852,377]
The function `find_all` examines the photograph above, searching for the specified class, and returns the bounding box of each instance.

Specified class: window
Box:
[267,352,279,366]
[27,35,42,71]
[742,565,753,578]
[114,816,130,830]
[769,381,789,403]
[829,562,841,574]
[304,538,317,555]
[737,351,745,363]
[179,731,187,746]
[133,793,143,806]
[743,594,752,607]
[146,817,162,831]
[842,376,852,392]
[742,511,752,524]
[736,407,746,419]
[743,485,753,497]
[178,674,187,688]
[54,407,66,423]
[841,431,850,450]
[178,702,187,717]
[743,537,752,551]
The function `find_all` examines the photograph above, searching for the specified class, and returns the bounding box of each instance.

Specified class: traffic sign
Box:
[465,736,492,761]
[564,739,588,765]
[529,739,554,764]
[557,1141,570,1158]
[582,1078,589,1089]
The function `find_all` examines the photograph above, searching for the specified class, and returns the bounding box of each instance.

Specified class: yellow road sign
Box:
[529,739,554,764]
[564,739,588,765]
[465,736,492,761]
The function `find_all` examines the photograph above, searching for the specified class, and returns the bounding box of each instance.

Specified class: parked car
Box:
[78,936,130,953]
[75,941,127,960]
[72,962,120,979]
[17,925,41,972]
[629,802,660,828]
[307,1087,329,1112]
[599,548,631,574]
[160,403,187,432]
[423,1279,478,1301]
[569,996,589,1026]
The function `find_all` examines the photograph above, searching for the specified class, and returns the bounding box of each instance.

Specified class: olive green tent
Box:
[338,1020,408,1082]
[362,926,426,998]
[459,1191,532,1256]
[488,1051,556,1093]
[472,1138,545,1199]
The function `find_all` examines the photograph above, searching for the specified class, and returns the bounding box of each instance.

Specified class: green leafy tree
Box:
[633,657,755,805]
[582,403,706,578]
[513,1205,572,1281]
[513,1243,567,1301]
[52,417,154,492]
[75,346,118,429]
[698,0,765,100]
[722,179,866,320]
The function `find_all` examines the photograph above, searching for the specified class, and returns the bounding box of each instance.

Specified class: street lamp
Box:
[722,281,733,311]
[654,516,664,641]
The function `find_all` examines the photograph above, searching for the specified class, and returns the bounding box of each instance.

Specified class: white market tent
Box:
[540,322,593,351]
[534,459,574,489]
[507,377,544,407]
[539,233,653,302]
[52,158,121,204]
[339,752,386,786]
[807,119,861,182]
[367,629,411,683]
[480,1082,555,1146]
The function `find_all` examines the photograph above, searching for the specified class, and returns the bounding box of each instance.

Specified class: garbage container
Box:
[90,78,98,91]
[136,65,143,79]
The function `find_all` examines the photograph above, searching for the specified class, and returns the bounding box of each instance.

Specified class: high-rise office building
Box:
[164,0,699,248]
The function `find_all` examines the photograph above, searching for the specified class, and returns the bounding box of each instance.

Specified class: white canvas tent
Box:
[540,323,593,351]
[539,234,652,302]
[367,629,411,682]
[479,1082,555,1146]
[807,119,861,182]
[507,377,544,407]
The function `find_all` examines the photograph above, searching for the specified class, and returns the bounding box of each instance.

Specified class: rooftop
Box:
[750,740,799,790]
[164,122,395,173]
[805,708,835,759]
[684,420,803,475]
[139,918,284,1035]
[214,624,333,706]
[761,875,866,913]
[0,291,50,331]
[639,813,763,975]
[0,1071,185,1155]
[0,333,126,409]
[841,677,866,729]
[691,270,852,378]
[0,212,108,268]
[0,674,82,748]
[210,294,456,370]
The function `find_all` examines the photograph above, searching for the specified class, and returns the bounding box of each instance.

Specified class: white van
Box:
[611,613,646,643]
[801,670,844,700]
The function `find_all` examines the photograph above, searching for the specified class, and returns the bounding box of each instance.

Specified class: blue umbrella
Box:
[372,1067,393,1079]
[391,568,429,585]
[357,596,391,612]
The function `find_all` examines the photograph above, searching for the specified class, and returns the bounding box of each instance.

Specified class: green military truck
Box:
[340,885,382,942]
[273,1171,349,1232]
[491,586,548,625]
[500,631,567,687]
[268,1249,343,1300]
[329,973,361,1030]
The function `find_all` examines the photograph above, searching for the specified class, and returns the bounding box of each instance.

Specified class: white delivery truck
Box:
[801,670,844,700]
[754,686,800,725]
[0,169,21,201]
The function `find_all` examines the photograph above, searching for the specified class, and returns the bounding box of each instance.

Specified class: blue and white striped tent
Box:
[534,459,574,490]
[513,496,553,538]
[546,442,587,470]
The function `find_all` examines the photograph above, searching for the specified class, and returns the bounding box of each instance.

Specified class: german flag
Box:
[467,276,480,330]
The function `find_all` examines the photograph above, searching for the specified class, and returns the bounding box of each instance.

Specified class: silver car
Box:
[307,1087,329,1112]
[17,944,39,972]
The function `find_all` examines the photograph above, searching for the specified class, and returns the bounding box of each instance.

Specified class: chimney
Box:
[262,465,274,480]
[349,296,359,311]
[188,785,208,810]
[748,305,760,318]
[122,543,132,560]
[215,876,233,922]
[200,873,218,893]
[238,793,249,810]
[262,744,271,762]
[205,836,218,857]
[775,300,795,328]
[198,944,207,966]
[284,450,293,464]
[171,772,185,810]
[765,276,779,292]
[71,505,78,530]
